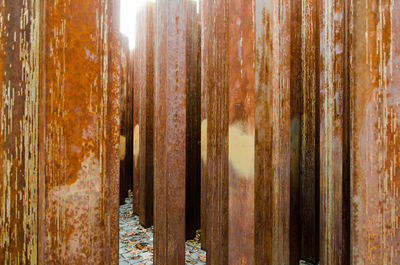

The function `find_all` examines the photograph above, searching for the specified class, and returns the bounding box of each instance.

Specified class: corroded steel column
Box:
[319,0,350,264]
[200,0,209,251]
[186,0,201,240]
[300,0,320,263]
[254,1,300,264]
[0,1,40,264]
[120,34,132,205]
[202,0,229,263]
[350,0,400,264]
[38,0,119,263]
[133,45,140,214]
[154,0,188,264]
[138,2,155,228]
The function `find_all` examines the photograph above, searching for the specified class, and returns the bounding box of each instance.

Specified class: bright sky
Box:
[120,0,149,50]
[120,0,198,50]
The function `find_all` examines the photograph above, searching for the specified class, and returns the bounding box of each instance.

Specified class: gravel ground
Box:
[119,198,315,265]
[119,199,206,265]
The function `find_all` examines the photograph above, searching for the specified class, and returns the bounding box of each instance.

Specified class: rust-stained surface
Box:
[350,0,400,264]
[228,0,256,263]
[202,0,229,264]
[254,0,297,264]
[186,1,201,240]
[120,34,132,205]
[137,2,155,228]
[300,0,320,263]
[38,0,119,263]
[133,21,141,216]
[319,0,350,264]
[154,0,187,264]
[0,1,40,264]
[200,0,209,251]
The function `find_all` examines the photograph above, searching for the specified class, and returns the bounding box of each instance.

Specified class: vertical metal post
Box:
[350,0,400,263]
[319,0,350,264]
[186,0,202,240]
[138,2,155,228]
[154,0,188,264]
[38,0,119,263]
[0,1,40,264]
[300,0,320,263]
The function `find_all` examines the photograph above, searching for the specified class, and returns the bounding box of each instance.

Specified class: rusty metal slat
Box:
[38,0,119,263]
[0,1,40,264]
[300,0,320,263]
[202,0,229,263]
[120,34,131,205]
[254,0,298,264]
[154,0,188,264]
[133,21,141,216]
[227,0,256,263]
[200,0,209,251]
[185,0,201,241]
[350,0,400,264]
[319,0,350,264]
[138,2,155,228]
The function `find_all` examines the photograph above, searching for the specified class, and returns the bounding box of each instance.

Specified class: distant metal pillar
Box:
[120,34,132,205]
[200,0,209,251]
[300,0,320,263]
[350,0,400,264]
[186,0,201,241]
[319,0,350,264]
[0,1,40,264]
[137,2,155,228]
[154,0,188,264]
[38,0,119,263]
[133,24,141,216]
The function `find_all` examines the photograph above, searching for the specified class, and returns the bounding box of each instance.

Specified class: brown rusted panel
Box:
[0,1,40,264]
[120,34,131,205]
[254,0,299,264]
[138,2,155,228]
[109,1,121,262]
[186,1,201,240]
[319,0,350,264]
[350,0,400,264]
[300,0,320,263]
[38,0,119,263]
[202,0,229,263]
[154,0,188,264]
[227,0,256,263]
[133,26,140,216]
[200,0,209,251]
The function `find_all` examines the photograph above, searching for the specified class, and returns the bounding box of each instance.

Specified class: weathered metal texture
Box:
[38,0,119,263]
[200,0,209,251]
[300,0,320,263]
[319,0,350,264]
[202,0,229,263]
[350,0,400,264]
[227,0,256,263]
[138,2,155,228]
[0,1,40,264]
[120,34,133,205]
[120,34,132,205]
[108,1,121,262]
[154,0,188,264]
[133,21,140,216]
[185,0,201,240]
[254,0,299,264]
